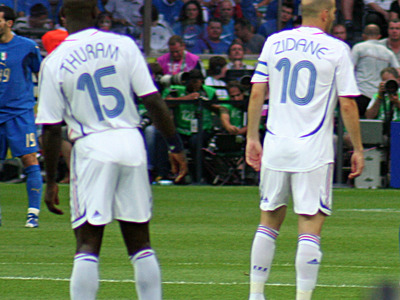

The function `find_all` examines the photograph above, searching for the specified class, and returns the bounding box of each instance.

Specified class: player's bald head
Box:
[301,0,335,19]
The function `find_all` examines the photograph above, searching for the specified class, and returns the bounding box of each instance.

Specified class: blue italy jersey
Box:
[0,35,42,123]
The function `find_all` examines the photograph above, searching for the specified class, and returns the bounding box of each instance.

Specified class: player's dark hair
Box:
[0,5,16,22]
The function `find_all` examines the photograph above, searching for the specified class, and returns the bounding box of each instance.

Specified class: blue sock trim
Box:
[256,225,279,240]
[74,253,99,263]
[130,249,155,262]
[25,165,43,210]
[298,234,321,247]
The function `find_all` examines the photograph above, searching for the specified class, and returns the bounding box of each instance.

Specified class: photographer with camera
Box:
[365,67,400,123]
[162,69,219,182]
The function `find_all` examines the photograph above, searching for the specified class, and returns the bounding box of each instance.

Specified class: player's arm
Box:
[339,96,364,179]
[41,123,64,215]
[246,82,268,171]
[142,92,188,182]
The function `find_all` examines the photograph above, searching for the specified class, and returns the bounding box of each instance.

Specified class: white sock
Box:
[295,234,322,298]
[249,225,279,300]
[130,249,162,300]
[70,253,99,300]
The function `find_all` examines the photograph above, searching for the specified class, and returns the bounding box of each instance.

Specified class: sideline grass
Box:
[0,184,399,299]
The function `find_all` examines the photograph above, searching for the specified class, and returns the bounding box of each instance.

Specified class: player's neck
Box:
[0,30,13,44]
[302,19,326,32]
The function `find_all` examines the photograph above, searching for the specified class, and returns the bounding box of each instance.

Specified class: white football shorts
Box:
[69,128,152,229]
[259,163,333,216]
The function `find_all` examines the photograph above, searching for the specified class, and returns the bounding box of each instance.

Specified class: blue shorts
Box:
[0,110,39,159]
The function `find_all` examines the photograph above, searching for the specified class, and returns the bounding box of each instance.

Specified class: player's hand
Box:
[44,182,64,215]
[246,138,263,172]
[169,152,188,183]
[348,150,364,179]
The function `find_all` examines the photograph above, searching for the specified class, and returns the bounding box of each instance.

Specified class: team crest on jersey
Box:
[0,52,7,61]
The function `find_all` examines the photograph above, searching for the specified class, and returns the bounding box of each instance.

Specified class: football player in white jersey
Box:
[245,0,364,299]
[36,0,187,299]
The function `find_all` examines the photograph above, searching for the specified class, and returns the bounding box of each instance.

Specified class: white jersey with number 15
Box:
[36,29,157,141]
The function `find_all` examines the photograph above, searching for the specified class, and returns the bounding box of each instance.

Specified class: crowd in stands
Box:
[4,0,400,184]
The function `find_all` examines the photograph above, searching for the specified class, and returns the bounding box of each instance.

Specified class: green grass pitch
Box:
[0,183,399,299]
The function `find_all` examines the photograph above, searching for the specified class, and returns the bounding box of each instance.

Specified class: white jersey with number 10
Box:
[251,26,360,172]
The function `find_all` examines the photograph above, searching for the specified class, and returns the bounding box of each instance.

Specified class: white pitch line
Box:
[176,263,393,269]
[337,208,400,213]
[0,276,378,289]
[0,262,393,270]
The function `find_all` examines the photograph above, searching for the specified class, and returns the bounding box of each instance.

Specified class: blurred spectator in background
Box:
[234,18,264,54]
[390,0,400,19]
[226,41,254,70]
[257,1,294,39]
[47,0,63,25]
[239,0,258,28]
[205,56,229,100]
[17,0,51,17]
[331,23,353,47]
[153,0,184,27]
[14,3,53,30]
[194,18,230,54]
[219,81,247,135]
[41,6,67,54]
[138,5,173,54]
[352,24,399,117]
[341,0,355,41]
[364,0,392,37]
[216,0,235,45]
[378,18,400,63]
[95,11,113,31]
[172,0,206,53]
[104,0,143,38]
[260,0,300,21]
[157,35,203,75]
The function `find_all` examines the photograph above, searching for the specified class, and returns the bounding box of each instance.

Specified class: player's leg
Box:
[249,168,290,300]
[70,222,104,300]
[115,159,161,300]
[120,221,162,300]
[296,213,325,300]
[20,152,42,227]
[7,111,43,228]
[292,164,333,300]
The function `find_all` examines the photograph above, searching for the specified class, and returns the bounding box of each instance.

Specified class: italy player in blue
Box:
[0,5,43,228]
